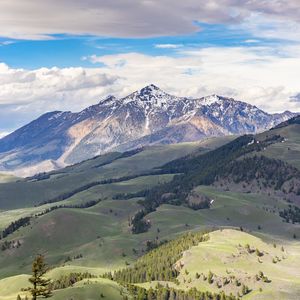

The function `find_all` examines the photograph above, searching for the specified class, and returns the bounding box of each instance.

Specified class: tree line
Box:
[37,171,164,206]
[126,284,237,300]
[280,205,300,223]
[0,216,31,239]
[103,231,209,283]
[127,134,286,233]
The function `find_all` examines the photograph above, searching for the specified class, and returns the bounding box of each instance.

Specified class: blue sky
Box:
[0,0,300,136]
[0,23,284,69]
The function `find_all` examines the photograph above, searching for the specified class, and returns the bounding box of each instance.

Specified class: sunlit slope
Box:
[176,229,300,299]
[257,123,300,169]
[0,275,129,300]
[0,138,231,210]
[1,184,299,279]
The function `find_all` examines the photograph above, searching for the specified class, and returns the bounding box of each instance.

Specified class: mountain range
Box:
[0,84,297,176]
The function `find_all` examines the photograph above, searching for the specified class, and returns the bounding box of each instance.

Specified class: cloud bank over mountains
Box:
[1,42,300,135]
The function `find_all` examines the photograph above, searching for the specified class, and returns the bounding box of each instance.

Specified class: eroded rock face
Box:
[0,84,297,175]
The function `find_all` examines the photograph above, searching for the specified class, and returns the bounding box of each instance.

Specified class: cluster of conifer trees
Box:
[49,272,96,290]
[125,284,237,300]
[1,239,21,251]
[128,134,286,233]
[35,198,102,217]
[103,231,209,283]
[280,204,300,223]
[0,216,31,239]
[219,155,300,192]
[37,170,162,206]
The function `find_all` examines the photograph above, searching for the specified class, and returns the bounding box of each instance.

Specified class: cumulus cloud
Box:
[0,63,119,106]
[87,45,300,113]
[0,1,300,39]
[0,63,120,131]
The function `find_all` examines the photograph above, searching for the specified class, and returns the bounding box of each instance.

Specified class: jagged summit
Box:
[199,94,223,105]
[140,84,161,93]
[130,84,170,98]
[121,84,179,109]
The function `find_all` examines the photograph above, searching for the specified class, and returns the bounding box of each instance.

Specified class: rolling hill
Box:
[0,118,299,299]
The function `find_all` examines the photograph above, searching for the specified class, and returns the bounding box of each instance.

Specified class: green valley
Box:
[0,122,300,300]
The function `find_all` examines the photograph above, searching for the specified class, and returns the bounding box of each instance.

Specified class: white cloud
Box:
[154,44,183,49]
[0,63,119,106]
[0,1,300,40]
[0,40,15,46]
[87,45,300,113]
[1,42,300,133]
[244,39,260,43]
[239,14,300,42]
[0,63,120,131]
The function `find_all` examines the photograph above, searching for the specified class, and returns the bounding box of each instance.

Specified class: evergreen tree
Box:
[28,255,52,299]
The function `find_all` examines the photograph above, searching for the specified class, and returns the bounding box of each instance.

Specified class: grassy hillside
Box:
[0,138,231,210]
[1,185,298,280]
[0,125,300,299]
[0,173,175,231]
[0,274,130,300]
[51,278,130,300]
[136,229,300,300]
[257,123,300,169]
[176,229,300,299]
[2,229,299,300]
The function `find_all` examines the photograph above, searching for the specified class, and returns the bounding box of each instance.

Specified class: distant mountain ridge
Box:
[0,84,297,176]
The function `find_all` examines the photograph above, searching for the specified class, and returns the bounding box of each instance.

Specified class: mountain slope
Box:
[124,120,300,233]
[0,84,297,175]
[0,120,300,299]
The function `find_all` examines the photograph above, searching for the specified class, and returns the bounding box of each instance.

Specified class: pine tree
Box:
[28,255,52,299]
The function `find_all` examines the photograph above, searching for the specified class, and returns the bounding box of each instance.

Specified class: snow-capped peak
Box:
[135,84,170,100]
[121,84,180,108]
[140,84,160,93]
[199,94,223,106]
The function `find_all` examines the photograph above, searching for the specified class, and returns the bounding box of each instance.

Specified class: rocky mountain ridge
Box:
[0,84,297,176]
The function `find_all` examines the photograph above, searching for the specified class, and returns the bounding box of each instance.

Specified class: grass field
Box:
[1,184,299,280]
[177,229,300,299]
[136,229,300,299]
[0,140,222,210]
[0,275,130,300]
[257,124,300,169]
[0,173,175,231]
[0,133,300,299]
[2,229,299,300]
